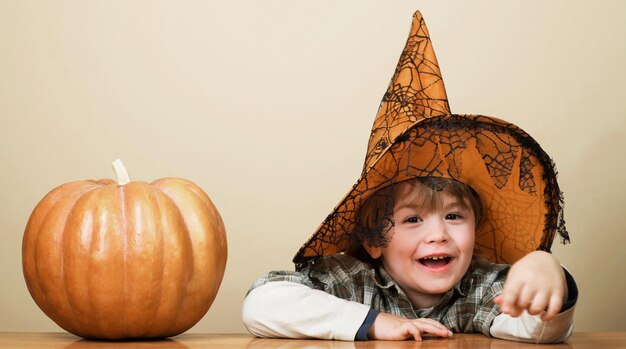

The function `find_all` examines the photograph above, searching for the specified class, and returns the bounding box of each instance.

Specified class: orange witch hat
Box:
[293,11,568,267]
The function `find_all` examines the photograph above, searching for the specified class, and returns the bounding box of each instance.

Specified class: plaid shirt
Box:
[249,253,510,336]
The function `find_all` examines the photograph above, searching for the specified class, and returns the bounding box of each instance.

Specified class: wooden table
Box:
[1,332,625,348]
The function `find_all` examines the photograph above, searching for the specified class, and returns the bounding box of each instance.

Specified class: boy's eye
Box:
[445,213,462,220]
[405,216,422,223]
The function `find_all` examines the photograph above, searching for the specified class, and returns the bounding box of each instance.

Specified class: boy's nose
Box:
[425,221,449,243]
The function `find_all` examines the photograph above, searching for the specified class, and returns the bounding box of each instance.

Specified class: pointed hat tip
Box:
[409,10,430,37]
[361,9,450,169]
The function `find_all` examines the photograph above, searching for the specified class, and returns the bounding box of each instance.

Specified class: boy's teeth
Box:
[423,256,452,260]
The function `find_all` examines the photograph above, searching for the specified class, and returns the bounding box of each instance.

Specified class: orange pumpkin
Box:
[22,160,227,340]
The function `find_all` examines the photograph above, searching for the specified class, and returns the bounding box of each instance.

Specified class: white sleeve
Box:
[489,305,575,343]
[242,281,371,341]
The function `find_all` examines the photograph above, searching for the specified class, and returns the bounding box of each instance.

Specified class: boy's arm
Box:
[490,267,577,343]
[242,280,371,340]
[490,251,578,343]
[495,251,568,320]
[242,257,374,340]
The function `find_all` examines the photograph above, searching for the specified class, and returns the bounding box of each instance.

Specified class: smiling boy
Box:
[242,11,576,343]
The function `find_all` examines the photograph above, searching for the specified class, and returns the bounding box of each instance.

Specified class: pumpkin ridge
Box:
[53,183,104,337]
[78,183,128,338]
[35,194,71,329]
[150,189,167,337]
[134,183,166,336]
[120,183,129,336]
[156,179,228,273]
[151,181,217,334]
[63,188,96,337]
[68,184,115,337]
[152,182,197,277]
[118,181,163,338]
[138,184,159,336]
[24,182,82,315]
[146,186,193,336]
[163,189,195,298]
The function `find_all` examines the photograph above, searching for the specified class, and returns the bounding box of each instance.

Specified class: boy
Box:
[243,11,576,343]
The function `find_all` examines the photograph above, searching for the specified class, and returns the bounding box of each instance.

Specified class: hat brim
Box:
[293,114,567,266]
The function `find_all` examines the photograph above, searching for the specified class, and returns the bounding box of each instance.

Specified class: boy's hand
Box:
[494,251,567,321]
[367,312,453,341]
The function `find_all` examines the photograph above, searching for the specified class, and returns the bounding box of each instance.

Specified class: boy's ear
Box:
[362,242,383,259]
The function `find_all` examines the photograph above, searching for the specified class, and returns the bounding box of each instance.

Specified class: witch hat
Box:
[293,11,568,267]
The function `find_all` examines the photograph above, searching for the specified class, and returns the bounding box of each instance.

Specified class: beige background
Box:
[1,0,625,334]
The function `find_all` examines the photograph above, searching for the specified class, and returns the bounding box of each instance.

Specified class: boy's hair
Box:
[354,177,483,251]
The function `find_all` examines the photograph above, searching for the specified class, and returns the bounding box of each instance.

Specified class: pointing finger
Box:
[542,293,564,321]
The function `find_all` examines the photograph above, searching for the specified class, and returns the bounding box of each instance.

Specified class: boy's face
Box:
[364,191,475,308]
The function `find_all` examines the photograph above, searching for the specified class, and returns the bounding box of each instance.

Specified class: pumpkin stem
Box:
[112,159,131,185]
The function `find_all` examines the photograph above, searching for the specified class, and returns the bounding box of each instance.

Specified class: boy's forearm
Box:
[490,267,578,343]
[242,281,370,340]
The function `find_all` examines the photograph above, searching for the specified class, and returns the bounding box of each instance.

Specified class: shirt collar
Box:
[370,261,396,289]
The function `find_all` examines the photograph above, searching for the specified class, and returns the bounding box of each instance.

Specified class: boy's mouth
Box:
[418,255,453,269]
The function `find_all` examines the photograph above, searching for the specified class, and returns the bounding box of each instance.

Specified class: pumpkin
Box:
[22,160,227,340]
